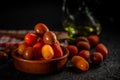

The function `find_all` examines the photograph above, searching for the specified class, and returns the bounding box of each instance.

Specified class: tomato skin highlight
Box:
[23,47,34,60]
[88,35,100,46]
[78,50,90,60]
[34,23,49,37]
[42,45,54,60]
[52,44,63,58]
[33,41,44,59]
[66,45,78,57]
[90,52,103,64]
[17,42,28,55]
[43,31,57,45]
[95,43,108,58]
[24,32,38,46]
[71,56,89,71]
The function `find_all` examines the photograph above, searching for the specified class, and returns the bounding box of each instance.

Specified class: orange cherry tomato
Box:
[71,56,89,71]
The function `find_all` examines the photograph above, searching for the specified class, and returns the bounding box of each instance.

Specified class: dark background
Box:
[0,0,63,31]
[0,0,120,80]
[0,0,118,32]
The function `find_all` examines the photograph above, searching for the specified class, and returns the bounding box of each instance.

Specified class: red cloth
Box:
[0,30,68,49]
[0,30,32,49]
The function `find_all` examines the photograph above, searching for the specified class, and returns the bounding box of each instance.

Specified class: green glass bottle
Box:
[62,0,101,42]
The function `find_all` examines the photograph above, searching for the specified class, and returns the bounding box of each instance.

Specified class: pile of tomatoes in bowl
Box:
[12,23,69,74]
[17,23,64,60]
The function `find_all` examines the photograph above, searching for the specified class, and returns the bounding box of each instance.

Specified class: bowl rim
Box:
[12,46,69,63]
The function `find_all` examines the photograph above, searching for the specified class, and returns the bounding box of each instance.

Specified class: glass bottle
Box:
[62,0,102,42]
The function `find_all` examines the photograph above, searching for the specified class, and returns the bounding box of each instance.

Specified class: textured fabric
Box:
[0,30,33,49]
[0,30,68,49]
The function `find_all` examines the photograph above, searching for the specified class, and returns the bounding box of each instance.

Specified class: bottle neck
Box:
[62,0,88,14]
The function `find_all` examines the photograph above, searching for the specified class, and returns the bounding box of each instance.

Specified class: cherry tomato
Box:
[18,42,28,55]
[90,52,103,64]
[88,35,100,46]
[24,32,38,46]
[34,23,49,37]
[66,45,78,57]
[52,43,63,58]
[95,43,108,58]
[42,44,54,60]
[78,50,90,60]
[43,31,57,45]
[23,47,33,60]
[33,40,44,59]
[71,56,89,71]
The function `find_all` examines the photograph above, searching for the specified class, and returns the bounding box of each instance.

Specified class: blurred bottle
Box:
[62,0,102,41]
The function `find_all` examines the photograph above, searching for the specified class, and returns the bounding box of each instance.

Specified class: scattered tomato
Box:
[71,56,89,71]
[76,41,90,51]
[78,50,90,60]
[88,35,100,46]
[95,43,108,58]
[66,45,78,57]
[90,52,103,64]
[76,36,88,44]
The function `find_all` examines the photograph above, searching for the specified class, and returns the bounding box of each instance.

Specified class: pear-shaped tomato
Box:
[33,40,44,59]
[42,44,54,60]
[34,23,49,37]
[43,31,57,45]
[52,43,63,58]
[24,32,38,46]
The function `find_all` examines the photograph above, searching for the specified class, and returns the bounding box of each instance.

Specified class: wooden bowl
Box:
[12,46,69,74]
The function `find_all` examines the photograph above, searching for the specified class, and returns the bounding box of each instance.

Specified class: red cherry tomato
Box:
[24,32,38,46]
[52,43,63,58]
[33,40,44,59]
[34,23,49,37]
